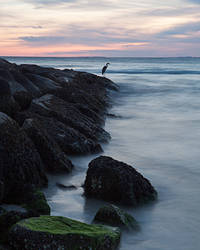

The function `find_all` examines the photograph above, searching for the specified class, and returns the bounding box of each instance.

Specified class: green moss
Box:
[24,190,50,215]
[94,204,139,230]
[19,216,119,239]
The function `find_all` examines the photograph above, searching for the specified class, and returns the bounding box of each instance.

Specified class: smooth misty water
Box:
[4,57,200,250]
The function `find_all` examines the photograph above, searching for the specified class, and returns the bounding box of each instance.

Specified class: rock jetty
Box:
[0,58,157,249]
[0,58,120,249]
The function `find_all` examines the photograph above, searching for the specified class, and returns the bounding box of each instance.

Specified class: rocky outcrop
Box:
[13,91,32,110]
[0,58,117,199]
[0,78,20,118]
[22,118,74,173]
[0,188,50,244]
[94,204,138,230]
[0,112,47,204]
[0,58,120,247]
[31,94,111,143]
[84,156,157,206]
[9,215,121,250]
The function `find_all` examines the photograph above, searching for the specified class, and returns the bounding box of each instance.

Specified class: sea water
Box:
[4,56,200,250]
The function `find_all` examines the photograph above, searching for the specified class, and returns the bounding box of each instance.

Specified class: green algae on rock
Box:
[23,190,50,215]
[9,215,121,250]
[94,204,139,230]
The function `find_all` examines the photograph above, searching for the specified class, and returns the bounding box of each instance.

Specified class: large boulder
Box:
[0,112,47,204]
[22,118,74,172]
[9,216,121,250]
[84,156,157,206]
[93,204,138,230]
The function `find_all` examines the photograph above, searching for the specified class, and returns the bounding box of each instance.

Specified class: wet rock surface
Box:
[84,156,157,206]
[9,215,121,250]
[94,204,139,230]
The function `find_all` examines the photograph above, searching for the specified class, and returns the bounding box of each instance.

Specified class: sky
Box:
[0,0,200,57]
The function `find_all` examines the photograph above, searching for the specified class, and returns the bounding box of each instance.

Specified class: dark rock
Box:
[39,117,103,155]
[9,215,120,250]
[16,108,103,155]
[22,118,74,173]
[31,94,111,143]
[94,204,138,230]
[84,156,157,206]
[22,189,50,216]
[0,77,11,97]
[13,91,33,110]
[74,103,104,125]
[106,113,122,119]
[0,207,6,216]
[0,182,4,203]
[10,69,41,97]
[24,73,61,93]
[0,112,47,204]
[56,183,77,190]
[0,68,26,94]
[0,58,12,68]
[0,208,32,244]
[47,86,106,115]
[0,78,20,117]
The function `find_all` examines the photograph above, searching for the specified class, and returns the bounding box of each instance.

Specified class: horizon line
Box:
[1,56,200,59]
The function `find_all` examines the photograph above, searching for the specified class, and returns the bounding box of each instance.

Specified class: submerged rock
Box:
[84,156,157,206]
[94,204,138,230]
[9,215,121,250]
[56,183,77,190]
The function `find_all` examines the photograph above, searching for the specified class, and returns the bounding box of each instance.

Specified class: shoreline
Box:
[0,57,120,248]
[0,58,157,249]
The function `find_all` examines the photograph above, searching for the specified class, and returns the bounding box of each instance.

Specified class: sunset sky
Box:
[1,0,200,57]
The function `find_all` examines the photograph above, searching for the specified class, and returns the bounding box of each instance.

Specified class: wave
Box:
[108,70,200,75]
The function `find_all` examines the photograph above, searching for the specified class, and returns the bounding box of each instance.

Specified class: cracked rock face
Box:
[84,156,157,206]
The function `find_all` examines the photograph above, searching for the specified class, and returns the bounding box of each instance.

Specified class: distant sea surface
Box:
[4,56,200,250]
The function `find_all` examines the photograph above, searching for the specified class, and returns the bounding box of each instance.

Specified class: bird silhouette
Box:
[102,63,110,75]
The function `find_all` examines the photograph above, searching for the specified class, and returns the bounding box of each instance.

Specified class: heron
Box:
[102,63,110,75]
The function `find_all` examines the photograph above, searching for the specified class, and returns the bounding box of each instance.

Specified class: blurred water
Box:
[4,56,200,250]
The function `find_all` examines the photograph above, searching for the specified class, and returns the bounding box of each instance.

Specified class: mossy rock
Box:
[94,204,139,230]
[9,215,120,250]
[24,190,50,215]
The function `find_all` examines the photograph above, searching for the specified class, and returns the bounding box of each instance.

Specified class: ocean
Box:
[4,56,200,250]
